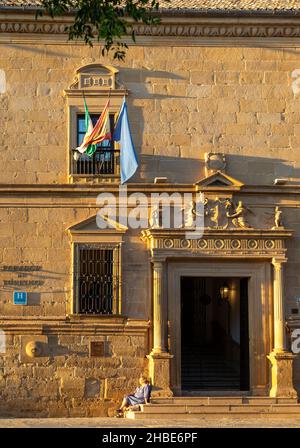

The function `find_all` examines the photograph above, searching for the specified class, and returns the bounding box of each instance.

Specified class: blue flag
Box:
[113,97,138,184]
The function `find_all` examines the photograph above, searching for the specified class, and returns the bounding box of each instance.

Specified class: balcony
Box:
[71,148,120,178]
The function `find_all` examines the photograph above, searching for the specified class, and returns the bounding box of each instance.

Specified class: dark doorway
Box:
[181,276,250,391]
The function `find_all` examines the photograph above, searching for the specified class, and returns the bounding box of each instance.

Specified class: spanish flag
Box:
[77,99,111,156]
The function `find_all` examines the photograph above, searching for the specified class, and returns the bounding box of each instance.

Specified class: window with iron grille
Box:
[74,244,120,315]
[71,113,120,176]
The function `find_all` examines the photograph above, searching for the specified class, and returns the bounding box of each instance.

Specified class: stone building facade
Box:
[1,1,300,416]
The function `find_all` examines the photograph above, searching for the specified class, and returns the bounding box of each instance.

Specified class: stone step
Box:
[125,402,300,419]
[126,411,300,420]
[141,404,300,413]
[150,396,298,405]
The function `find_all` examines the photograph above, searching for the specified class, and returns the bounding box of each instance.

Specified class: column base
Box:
[267,350,298,398]
[147,351,174,398]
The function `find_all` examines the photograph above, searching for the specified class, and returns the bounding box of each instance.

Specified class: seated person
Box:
[116,374,151,417]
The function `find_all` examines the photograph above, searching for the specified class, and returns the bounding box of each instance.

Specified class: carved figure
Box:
[184,201,195,227]
[149,205,160,228]
[210,203,220,227]
[273,206,284,229]
[226,200,252,229]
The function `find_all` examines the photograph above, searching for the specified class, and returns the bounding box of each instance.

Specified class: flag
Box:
[76,98,96,154]
[113,97,138,184]
[77,99,111,156]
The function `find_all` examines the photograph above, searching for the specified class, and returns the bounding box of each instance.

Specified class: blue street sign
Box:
[13,291,27,305]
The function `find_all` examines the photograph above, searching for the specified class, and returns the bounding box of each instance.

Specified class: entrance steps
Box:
[125,396,300,419]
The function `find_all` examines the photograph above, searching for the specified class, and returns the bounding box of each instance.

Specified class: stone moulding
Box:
[141,228,292,260]
[0,317,150,334]
[3,14,300,44]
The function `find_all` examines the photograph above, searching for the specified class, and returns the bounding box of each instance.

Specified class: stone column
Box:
[267,258,297,399]
[152,260,167,354]
[147,259,173,397]
[273,259,286,352]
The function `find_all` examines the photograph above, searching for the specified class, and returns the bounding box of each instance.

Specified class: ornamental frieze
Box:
[3,18,300,41]
[141,228,291,260]
[157,237,282,252]
[149,194,284,232]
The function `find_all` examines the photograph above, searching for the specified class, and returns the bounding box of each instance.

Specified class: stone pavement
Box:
[0,417,300,428]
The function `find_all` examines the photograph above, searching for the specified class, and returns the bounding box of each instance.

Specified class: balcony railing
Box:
[71,148,120,176]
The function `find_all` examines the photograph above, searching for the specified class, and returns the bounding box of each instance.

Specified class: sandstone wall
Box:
[1,41,300,414]
[0,44,300,184]
[0,332,148,417]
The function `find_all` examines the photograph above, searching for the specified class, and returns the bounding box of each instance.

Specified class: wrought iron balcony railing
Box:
[71,148,120,176]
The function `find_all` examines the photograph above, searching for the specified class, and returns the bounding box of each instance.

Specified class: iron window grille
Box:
[72,113,120,176]
[74,244,121,315]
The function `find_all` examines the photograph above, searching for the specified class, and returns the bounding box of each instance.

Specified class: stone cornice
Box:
[0,316,151,334]
[3,13,300,45]
[0,183,300,196]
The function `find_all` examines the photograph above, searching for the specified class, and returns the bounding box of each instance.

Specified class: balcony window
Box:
[71,113,120,176]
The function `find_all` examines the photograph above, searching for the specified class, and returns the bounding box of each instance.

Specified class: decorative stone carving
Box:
[273,206,284,230]
[4,18,300,42]
[205,152,226,176]
[207,197,229,229]
[69,64,118,91]
[64,63,127,100]
[149,205,161,229]
[20,335,48,364]
[183,200,204,228]
[141,227,291,262]
[200,197,253,230]
[183,201,195,228]
[226,200,253,230]
[25,341,43,358]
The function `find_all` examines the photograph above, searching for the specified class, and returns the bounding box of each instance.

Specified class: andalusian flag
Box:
[77,99,111,156]
[77,98,96,155]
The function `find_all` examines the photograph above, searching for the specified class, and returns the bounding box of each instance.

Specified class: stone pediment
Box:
[68,215,128,235]
[64,63,128,98]
[195,171,244,189]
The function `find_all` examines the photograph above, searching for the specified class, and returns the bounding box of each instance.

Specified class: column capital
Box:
[272,257,287,268]
[151,257,166,265]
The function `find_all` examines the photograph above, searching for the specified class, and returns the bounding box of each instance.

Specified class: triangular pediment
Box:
[68,215,128,234]
[195,171,244,188]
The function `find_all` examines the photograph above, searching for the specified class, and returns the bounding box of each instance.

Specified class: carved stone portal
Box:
[142,220,295,397]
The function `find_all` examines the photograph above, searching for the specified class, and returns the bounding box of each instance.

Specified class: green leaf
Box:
[39,0,167,59]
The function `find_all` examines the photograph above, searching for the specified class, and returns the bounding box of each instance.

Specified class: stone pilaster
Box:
[148,259,173,397]
[268,258,297,398]
[272,259,286,352]
[152,260,167,354]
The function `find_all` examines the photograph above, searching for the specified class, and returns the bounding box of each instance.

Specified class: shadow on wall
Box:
[115,67,300,185]
[132,153,300,185]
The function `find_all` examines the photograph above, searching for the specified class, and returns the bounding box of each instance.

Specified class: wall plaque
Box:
[89,341,105,357]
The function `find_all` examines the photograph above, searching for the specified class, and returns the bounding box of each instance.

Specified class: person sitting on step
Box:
[115,374,151,417]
